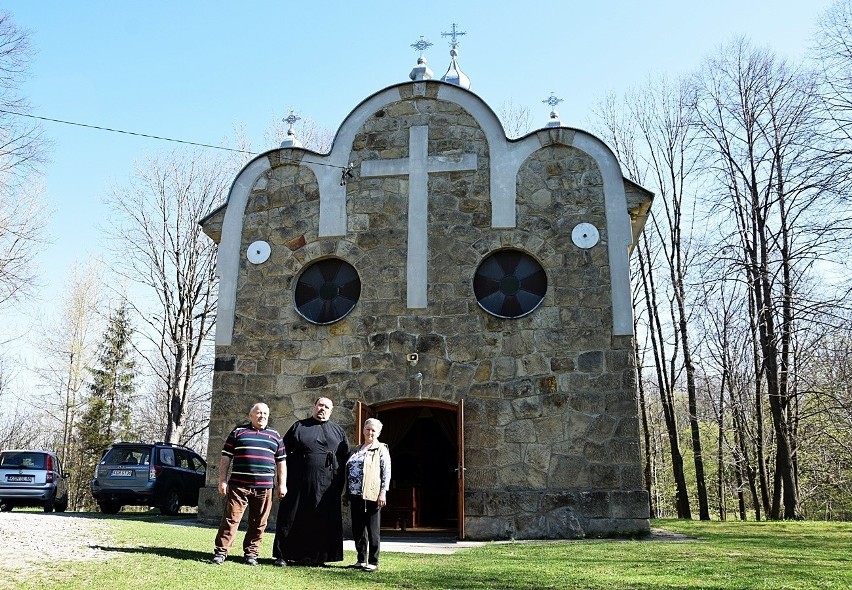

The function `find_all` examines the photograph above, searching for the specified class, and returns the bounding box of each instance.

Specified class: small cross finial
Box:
[410,36,433,57]
[441,23,467,49]
[543,93,564,110]
[543,93,564,127]
[283,111,301,134]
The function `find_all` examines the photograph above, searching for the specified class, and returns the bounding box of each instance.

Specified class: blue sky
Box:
[0,0,835,392]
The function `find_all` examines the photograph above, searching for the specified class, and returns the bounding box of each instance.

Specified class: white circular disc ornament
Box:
[246,240,271,264]
[571,223,600,249]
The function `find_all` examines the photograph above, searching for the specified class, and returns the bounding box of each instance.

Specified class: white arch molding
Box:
[212,82,635,346]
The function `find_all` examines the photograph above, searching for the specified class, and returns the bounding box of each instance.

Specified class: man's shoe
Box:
[273,558,287,567]
[244,556,259,566]
[211,555,225,565]
[347,562,366,569]
[362,563,378,572]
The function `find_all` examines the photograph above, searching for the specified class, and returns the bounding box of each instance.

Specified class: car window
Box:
[102,447,150,465]
[186,455,206,473]
[0,452,46,469]
[173,450,189,469]
[159,448,175,466]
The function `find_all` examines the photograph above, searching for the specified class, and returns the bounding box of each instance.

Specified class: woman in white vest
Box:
[346,417,391,572]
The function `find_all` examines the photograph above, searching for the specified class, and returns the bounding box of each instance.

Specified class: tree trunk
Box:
[716,375,726,521]
[674,277,709,519]
[634,309,656,519]
[638,238,691,518]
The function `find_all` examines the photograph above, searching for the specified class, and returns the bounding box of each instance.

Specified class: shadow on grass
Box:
[91,545,362,570]
[93,545,212,563]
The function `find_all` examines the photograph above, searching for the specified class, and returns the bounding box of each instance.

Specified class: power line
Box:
[0,108,257,155]
[0,107,350,174]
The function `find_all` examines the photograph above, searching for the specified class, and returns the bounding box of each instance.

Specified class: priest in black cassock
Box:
[272,396,350,566]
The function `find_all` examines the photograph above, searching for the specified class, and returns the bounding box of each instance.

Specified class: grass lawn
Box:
[7,515,852,589]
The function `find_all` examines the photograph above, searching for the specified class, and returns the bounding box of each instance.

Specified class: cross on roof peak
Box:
[410,36,433,57]
[543,93,564,109]
[283,111,301,134]
[441,23,467,49]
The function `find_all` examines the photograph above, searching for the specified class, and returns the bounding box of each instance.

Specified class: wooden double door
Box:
[355,399,465,539]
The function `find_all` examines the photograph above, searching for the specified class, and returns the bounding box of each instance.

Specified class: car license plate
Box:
[110,469,133,477]
[6,475,33,482]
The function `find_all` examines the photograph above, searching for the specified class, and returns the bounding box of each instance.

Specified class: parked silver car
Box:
[0,449,70,512]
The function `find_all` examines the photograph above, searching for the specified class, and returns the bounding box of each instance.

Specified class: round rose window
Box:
[294,258,361,324]
[473,250,547,318]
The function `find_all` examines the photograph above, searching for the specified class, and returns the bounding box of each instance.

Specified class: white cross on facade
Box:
[361,125,477,308]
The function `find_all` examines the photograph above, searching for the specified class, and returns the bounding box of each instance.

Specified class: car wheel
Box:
[43,498,55,513]
[99,501,122,515]
[0,501,12,512]
[56,495,69,513]
[160,487,181,516]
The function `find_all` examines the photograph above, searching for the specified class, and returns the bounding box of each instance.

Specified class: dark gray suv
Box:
[91,442,206,515]
[0,449,70,512]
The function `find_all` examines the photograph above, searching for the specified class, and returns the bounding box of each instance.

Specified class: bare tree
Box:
[497,100,536,140]
[105,149,231,444]
[692,37,845,519]
[133,367,210,451]
[593,95,667,517]
[33,261,103,451]
[594,79,709,518]
[630,76,710,520]
[794,309,852,518]
[813,0,852,164]
[25,261,104,506]
[633,308,657,518]
[0,179,49,306]
[0,12,48,184]
[697,274,766,520]
[593,92,643,180]
[262,108,334,154]
[0,355,34,449]
[635,231,692,518]
[586,13,852,525]
[0,12,50,306]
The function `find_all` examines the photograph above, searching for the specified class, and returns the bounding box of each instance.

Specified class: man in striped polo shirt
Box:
[212,402,286,566]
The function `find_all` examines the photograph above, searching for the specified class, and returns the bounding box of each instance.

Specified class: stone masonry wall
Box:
[200,87,649,538]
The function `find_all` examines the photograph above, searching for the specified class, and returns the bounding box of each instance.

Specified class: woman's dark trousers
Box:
[350,495,381,565]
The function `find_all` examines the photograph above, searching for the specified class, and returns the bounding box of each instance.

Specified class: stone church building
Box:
[198,37,653,540]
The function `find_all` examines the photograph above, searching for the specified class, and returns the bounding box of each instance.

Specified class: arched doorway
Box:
[355,400,464,538]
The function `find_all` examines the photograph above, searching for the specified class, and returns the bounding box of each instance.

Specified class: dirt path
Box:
[0,511,115,586]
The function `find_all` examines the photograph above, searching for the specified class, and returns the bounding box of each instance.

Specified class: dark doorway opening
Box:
[374,404,458,535]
